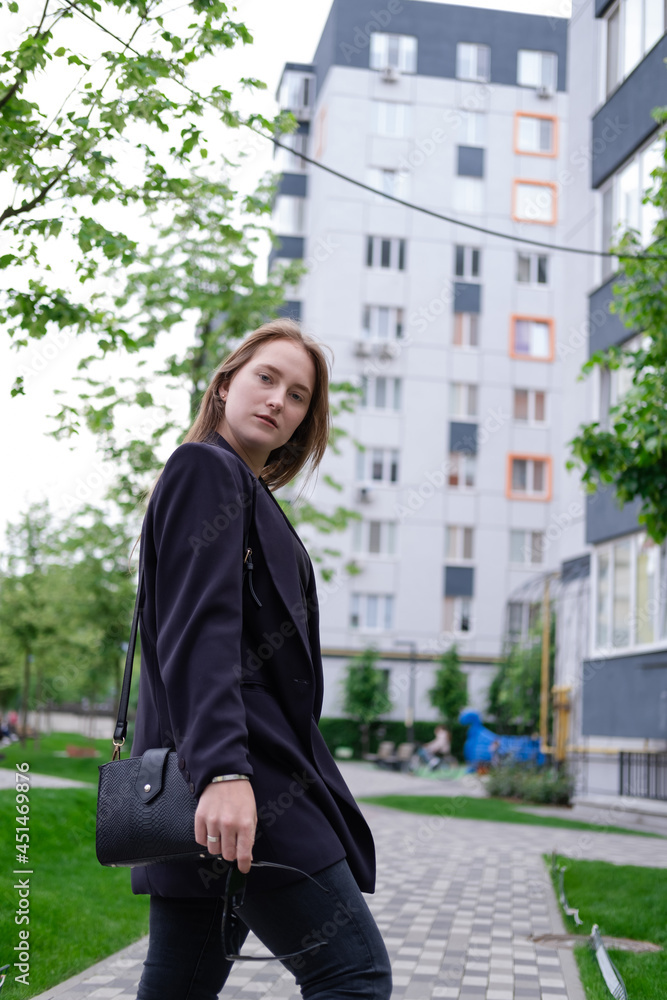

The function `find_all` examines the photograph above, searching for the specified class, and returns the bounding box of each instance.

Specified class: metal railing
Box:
[619,751,667,801]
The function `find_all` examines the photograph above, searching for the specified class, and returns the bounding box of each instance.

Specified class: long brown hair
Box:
[146,319,332,509]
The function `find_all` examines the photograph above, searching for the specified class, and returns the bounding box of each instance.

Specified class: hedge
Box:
[317,718,467,762]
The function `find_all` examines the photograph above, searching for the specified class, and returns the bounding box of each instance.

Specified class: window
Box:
[517,49,557,90]
[454,177,484,214]
[445,525,474,561]
[273,195,305,235]
[516,252,549,284]
[515,113,557,156]
[455,245,481,278]
[595,534,667,652]
[605,0,665,96]
[360,376,402,411]
[598,332,645,427]
[511,316,553,361]
[372,101,411,137]
[352,520,397,556]
[350,593,394,630]
[453,313,479,348]
[601,138,662,266]
[449,382,478,418]
[459,111,486,146]
[507,455,551,500]
[513,181,557,224]
[279,71,314,112]
[366,236,406,270]
[443,596,473,633]
[369,32,418,73]
[448,452,476,489]
[456,42,490,82]
[362,305,404,340]
[366,167,409,200]
[507,601,542,642]
[274,132,308,172]
[510,529,545,565]
[513,388,546,423]
[356,447,400,483]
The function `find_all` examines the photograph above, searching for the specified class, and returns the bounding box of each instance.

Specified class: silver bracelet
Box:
[210,774,250,783]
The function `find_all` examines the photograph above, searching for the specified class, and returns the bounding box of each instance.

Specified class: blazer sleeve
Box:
[149,442,254,796]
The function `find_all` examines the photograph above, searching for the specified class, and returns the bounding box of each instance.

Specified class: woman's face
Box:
[216,339,316,478]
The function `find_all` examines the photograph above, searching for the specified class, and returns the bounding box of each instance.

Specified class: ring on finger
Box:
[206,835,220,842]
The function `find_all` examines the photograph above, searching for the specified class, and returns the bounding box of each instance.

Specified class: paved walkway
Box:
[28,763,666,1000]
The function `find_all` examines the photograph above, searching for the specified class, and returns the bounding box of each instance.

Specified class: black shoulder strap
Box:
[112,475,258,755]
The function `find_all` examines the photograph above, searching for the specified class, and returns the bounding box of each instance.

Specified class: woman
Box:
[131,320,392,999]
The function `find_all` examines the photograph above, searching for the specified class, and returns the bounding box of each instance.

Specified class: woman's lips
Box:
[256,415,277,428]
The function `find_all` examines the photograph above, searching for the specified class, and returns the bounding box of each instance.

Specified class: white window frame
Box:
[516,114,556,155]
[509,457,550,499]
[509,529,545,566]
[454,245,481,279]
[513,388,547,425]
[453,313,479,349]
[447,451,476,490]
[445,525,475,562]
[362,305,404,341]
[603,0,665,98]
[514,181,557,225]
[369,32,418,73]
[600,135,663,278]
[517,49,558,90]
[516,252,549,285]
[356,447,400,484]
[449,382,478,418]
[598,332,645,427]
[371,100,411,137]
[454,176,484,214]
[458,111,486,147]
[360,375,402,411]
[443,596,474,635]
[279,71,315,113]
[352,520,398,557]
[366,235,406,271]
[366,167,409,201]
[592,533,667,656]
[350,592,395,630]
[272,194,306,236]
[456,42,490,82]
[507,600,542,642]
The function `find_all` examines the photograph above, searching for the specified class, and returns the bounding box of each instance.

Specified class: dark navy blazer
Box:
[130,432,376,897]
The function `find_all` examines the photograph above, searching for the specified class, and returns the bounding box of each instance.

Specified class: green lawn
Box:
[0,731,122,783]
[0,786,149,999]
[360,794,660,836]
[550,854,667,1000]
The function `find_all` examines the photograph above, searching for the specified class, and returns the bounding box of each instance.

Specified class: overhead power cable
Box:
[58,4,666,262]
[257,129,667,261]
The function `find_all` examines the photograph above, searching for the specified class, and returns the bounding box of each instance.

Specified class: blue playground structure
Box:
[459,710,545,768]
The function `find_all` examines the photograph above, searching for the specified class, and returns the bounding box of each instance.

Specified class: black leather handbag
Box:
[96,475,259,868]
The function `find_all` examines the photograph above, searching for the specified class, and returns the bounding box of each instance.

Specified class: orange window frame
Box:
[514,112,558,157]
[509,314,555,362]
[506,454,553,502]
[512,179,558,225]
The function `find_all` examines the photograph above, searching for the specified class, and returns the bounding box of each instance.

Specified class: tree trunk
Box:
[20,649,31,746]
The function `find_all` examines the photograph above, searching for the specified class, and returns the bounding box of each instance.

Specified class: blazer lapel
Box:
[209,432,315,671]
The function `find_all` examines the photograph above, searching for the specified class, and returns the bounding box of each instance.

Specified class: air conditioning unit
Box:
[354,340,372,357]
[295,106,312,121]
[536,85,554,99]
[381,66,400,83]
[356,486,373,504]
[377,342,399,360]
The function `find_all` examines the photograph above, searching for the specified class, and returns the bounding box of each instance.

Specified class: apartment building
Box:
[555,0,667,800]
[271,0,575,725]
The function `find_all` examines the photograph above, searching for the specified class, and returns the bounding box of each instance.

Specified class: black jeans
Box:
[135,859,392,999]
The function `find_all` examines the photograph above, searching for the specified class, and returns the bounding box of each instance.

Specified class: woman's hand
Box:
[195,780,257,873]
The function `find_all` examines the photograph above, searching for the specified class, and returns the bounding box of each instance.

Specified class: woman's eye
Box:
[259,373,270,382]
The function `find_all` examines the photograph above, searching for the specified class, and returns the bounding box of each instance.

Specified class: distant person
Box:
[417,724,452,769]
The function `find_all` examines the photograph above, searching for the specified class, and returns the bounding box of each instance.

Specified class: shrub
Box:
[317,718,466,762]
[486,762,574,805]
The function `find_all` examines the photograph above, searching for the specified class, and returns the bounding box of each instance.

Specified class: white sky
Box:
[0,0,571,540]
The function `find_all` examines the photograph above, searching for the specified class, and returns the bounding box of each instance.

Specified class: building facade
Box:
[271,0,579,730]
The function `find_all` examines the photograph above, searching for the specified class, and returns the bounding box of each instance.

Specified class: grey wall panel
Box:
[276,300,302,320]
[312,0,568,93]
[453,282,481,313]
[588,275,632,355]
[444,565,475,597]
[582,651,667,738]
[585,485,644,545]
[591,35,667,188]
[561,553,590,583]
[595,0,615,14]
[449,421,478,455]
[268,236,305,272]
[458,145,485,177]
[278,174,308,197]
